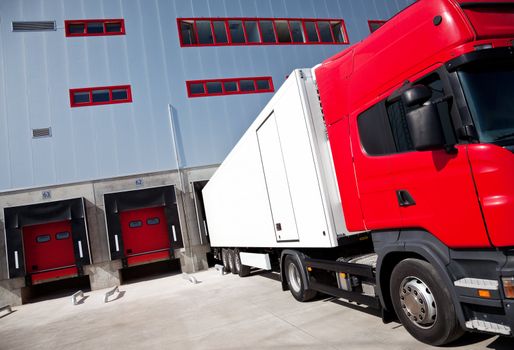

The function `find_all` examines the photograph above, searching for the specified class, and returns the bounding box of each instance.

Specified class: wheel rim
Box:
[399,276,437,329]
[287,262,302,293]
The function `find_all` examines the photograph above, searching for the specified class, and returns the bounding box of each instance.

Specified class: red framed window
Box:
[177,18,349,47]
[186,77,274,98]
[65,19,125,37]
[69,85,132,107]
[368,20,386,33]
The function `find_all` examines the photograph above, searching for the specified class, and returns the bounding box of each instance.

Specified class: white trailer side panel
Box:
[203,70,349,248]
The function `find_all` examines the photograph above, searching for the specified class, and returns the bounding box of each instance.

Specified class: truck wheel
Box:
[228,249,238,275]
[390,258,463,346]
[234,249,251,277]
[221,248,231,273]
[284,255,316,302]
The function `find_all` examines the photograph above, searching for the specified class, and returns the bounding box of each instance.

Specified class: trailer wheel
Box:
[390,258,463,346]
[284,256,316,302]
[227,249,237,274]
[221,248,231,273]
[234,249,251,277]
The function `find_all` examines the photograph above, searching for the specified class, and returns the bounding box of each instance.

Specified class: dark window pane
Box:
[105,22,122,33]
[305,22,319,42]
[275,21,291,43]
[228,20,245,43]
[331,21,344,43]
[56,232,70,240]
[244,21,260,43]
[196,21,214,44]
[369,21,385,33]
[256,80,271,90]
[387,101,414,152]
[290,21,305,43]
[213,21,228,43]
[259,20,276,43]
[147,218,160,225]
[73,91,90,104]
[180,21,197,45]
[129,220,142,228]
[68,23,84,34]
[189,83,205,95]
[317,21,333,42]
[240,80,255,91]
[36,235,51,243]
[87,22,104,34]
[358,103,396,155]
[223,81,238,92]
[206,82,223,94]
[112,89,128,100]
[92,89,110,103]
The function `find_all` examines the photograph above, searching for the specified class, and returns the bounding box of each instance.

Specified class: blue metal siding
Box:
[0,0,414,191]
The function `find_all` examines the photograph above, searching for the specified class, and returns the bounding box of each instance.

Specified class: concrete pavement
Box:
[1,268,514,350]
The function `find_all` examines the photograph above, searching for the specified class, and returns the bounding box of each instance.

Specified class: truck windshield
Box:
[458,61,514,144]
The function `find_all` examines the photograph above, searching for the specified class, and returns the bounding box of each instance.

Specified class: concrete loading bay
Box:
[1,268,514,350]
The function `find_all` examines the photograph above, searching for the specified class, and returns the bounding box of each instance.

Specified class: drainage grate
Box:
[32,127,52,138]
[12,21,56,32]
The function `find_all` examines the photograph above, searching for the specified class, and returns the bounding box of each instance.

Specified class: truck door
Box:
[257,112,299,242]
[351,104,403,230]
[383,74,488,247]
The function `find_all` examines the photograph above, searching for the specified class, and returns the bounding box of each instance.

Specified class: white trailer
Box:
[202,69,376,308]
[203,69,349,253]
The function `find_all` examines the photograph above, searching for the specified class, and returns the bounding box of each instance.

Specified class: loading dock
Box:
[104,186,183,267]
[4,198,91,285]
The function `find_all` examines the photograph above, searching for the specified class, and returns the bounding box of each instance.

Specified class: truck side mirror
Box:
[402,85,432,107]
[406,104,445,151]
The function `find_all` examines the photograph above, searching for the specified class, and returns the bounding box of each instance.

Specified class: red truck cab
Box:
[316,0,514,344]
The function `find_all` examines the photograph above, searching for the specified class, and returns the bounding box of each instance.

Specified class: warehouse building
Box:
[0,0,413,305]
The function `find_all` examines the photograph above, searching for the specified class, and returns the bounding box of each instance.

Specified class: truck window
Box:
[357,103,396,155]
[359,74,452,155]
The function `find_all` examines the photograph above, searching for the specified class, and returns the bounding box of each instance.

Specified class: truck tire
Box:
[390,258,464,346]
[228,249,237,274]
[234,249,251,277]
[284,255,316,302]
[221,248,231,273]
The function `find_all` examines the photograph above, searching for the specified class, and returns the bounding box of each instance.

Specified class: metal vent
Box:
[32,127,52,138]
[12,21,56,32]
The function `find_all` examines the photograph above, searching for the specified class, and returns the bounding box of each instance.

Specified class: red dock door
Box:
[119,206,171,264]
[23,220,75,275]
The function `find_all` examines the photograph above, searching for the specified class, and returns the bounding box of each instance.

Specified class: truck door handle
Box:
[396,190,416,207]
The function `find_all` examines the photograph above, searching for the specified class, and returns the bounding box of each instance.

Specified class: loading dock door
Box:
[22,220,78,283]
[119,206,171,264]
[192,181,209,245]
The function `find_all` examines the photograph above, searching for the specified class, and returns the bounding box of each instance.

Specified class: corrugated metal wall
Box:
[0,0,413,191]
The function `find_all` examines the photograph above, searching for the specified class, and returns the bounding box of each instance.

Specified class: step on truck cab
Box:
[203,0,514,345]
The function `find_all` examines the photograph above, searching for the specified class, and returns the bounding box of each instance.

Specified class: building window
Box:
[368,20,386,33]
[65,19,125,37]
[69,85,132,107]
[186,77,274,98]
[177,18,349,47]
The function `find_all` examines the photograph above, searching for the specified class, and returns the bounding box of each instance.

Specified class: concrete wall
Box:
[0,166,216,305]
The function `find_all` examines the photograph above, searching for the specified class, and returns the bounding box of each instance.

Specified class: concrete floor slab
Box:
[1,269,514,350]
